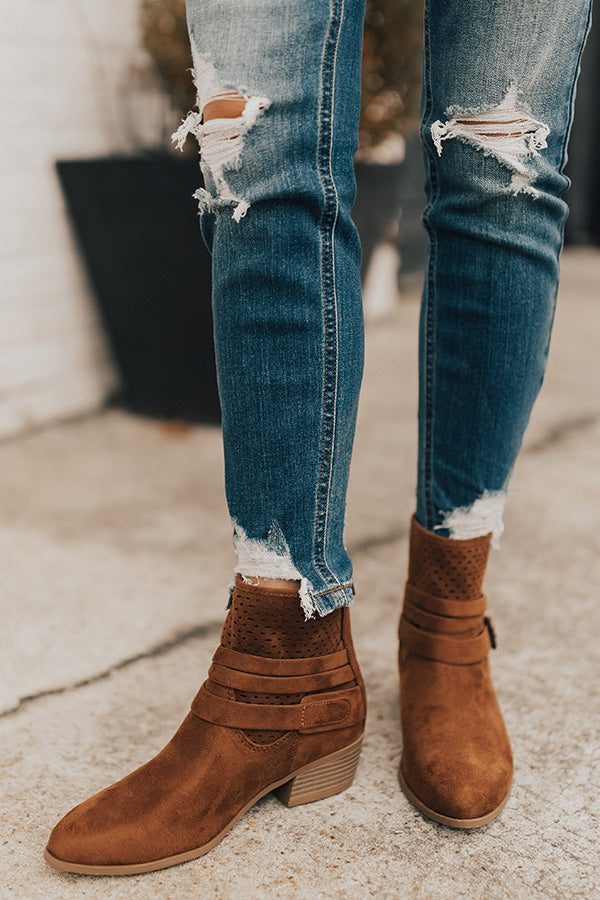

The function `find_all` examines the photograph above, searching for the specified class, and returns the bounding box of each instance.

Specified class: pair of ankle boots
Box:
[44,517,513,875]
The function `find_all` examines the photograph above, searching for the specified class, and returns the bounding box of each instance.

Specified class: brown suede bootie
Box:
[45,577,366,874]
[398,516,513,828]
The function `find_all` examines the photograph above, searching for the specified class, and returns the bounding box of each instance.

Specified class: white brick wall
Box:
[1,0,172,439]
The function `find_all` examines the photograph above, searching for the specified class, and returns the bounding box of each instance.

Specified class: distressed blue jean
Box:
[179,0,592,616]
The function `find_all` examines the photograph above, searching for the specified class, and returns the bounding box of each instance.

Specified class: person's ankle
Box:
[243,575,301,591]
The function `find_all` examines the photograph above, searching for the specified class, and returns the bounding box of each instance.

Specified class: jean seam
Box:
[313,582,353,599]
[313,0,344,589]
[420,0,439,532]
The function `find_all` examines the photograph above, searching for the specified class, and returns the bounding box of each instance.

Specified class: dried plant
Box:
[360,0,425,155]
[140,0,195,116]
[140,0,424,152]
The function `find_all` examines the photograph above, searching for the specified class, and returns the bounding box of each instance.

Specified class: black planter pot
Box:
[57,148,427,428]
[564,0,600,245]
[57,154,220,423]
[353,159,405,280]
[353,134,427,280]
[395,132,428,275]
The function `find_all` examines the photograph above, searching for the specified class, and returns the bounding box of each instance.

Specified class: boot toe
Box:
[401,751,513,824]
[46,790,146,868]
[46,800,114,867]
[44,583,367,874]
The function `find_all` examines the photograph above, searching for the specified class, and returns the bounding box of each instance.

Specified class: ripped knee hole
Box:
[431,85,550,194]
[172,54,270,221]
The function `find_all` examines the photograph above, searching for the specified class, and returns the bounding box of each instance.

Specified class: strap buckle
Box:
[484,615,497,649]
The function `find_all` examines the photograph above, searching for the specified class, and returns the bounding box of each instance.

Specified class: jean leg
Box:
[416,0,593,543]
[181,1,366,614]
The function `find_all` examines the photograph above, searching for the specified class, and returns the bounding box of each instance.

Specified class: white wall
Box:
[1,0,172,439]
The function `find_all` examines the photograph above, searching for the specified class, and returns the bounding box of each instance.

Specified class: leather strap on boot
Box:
[399,615,496,665]
[192,645,364,734]
[400,582,497,665]
[398,516,512,828]
[44,579,366,875]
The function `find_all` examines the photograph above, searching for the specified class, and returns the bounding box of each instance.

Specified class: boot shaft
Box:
[407,515,491,602]
[221,577,344,659]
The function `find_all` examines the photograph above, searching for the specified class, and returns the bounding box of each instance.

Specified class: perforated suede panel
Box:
[408,523,490,602]
[222,584,343,657]
[220,581,344,744]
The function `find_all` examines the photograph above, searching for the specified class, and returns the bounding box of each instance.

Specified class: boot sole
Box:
[43,735,363,876]
[399,764,512,829]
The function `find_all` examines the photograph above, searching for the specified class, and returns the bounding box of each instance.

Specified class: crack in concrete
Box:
[346,415,597,558]
[0,619,222,720]
[2,525,408,719]
[1,530,410,719]
[3,410,595,721]
[525,414,598,455]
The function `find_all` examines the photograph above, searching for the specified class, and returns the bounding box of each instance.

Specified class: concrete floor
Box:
[1,249,599,899]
